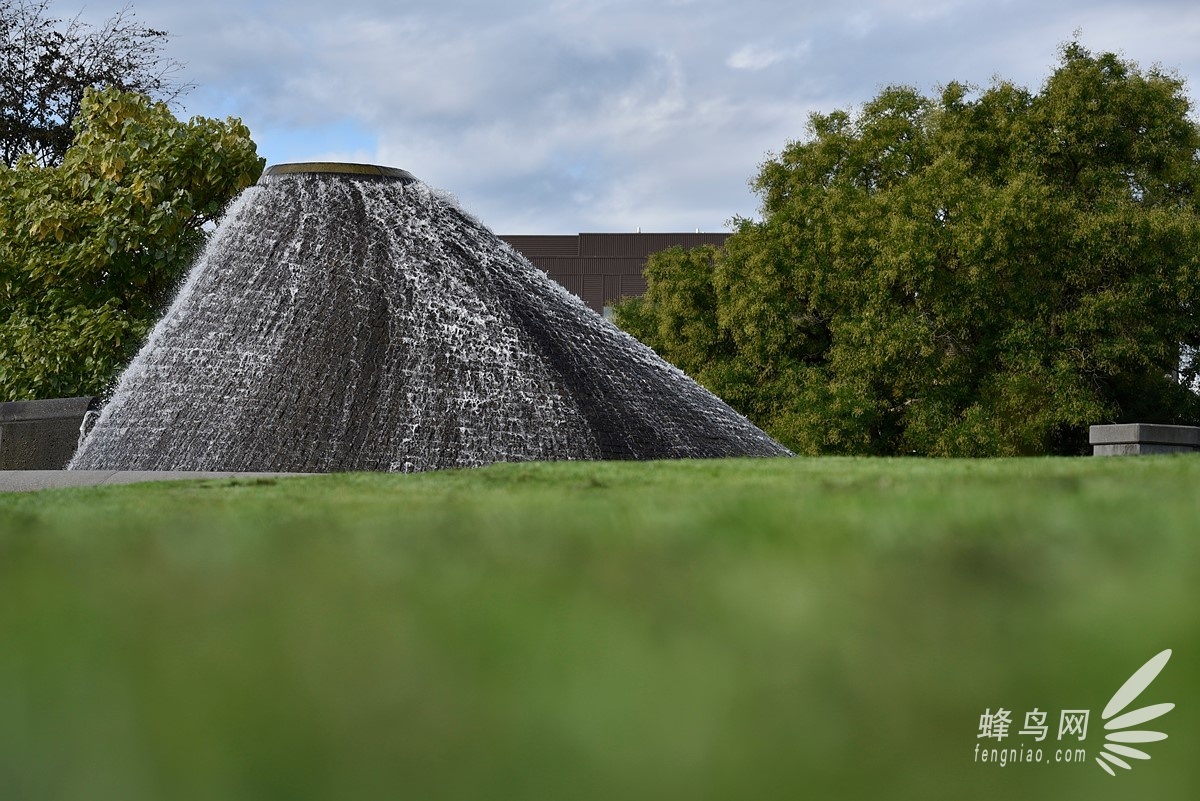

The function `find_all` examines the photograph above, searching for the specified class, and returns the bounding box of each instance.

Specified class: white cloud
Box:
[73,0,1200,233]
[726,42,811,71]
[881,0,969,22]
[845,10,877,38]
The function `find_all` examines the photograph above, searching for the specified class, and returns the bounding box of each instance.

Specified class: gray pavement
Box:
[0,471,312,492]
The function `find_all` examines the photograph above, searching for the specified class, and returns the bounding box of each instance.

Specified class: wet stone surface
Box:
[72,170,791,472]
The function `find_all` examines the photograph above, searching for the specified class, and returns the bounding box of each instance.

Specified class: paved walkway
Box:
[0,471,311,492]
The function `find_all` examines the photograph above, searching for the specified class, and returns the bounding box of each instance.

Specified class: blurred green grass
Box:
[1,456,1197,801]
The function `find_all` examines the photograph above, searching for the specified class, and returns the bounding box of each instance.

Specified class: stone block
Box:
[0,397,97,470]
[1089,423,1200,456]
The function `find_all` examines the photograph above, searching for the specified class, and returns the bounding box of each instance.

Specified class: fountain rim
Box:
[260,162,418,182]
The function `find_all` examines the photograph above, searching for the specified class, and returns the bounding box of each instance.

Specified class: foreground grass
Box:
[1,457,1197,801]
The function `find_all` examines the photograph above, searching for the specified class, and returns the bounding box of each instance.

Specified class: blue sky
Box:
[76,0,1200,233]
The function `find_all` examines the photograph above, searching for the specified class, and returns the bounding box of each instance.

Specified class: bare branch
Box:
[0,0,190,166]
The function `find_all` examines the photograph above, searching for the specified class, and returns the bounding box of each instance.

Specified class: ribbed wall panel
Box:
[556,274,584,298]
[578,232,730,257]
[582,275,604,311]
[500,235,579,257]
[603,275,622,306]
[621,275,648,296]
[529,257,646,276]
[503,233,730,313]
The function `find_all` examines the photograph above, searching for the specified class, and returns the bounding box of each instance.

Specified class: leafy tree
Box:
[1,0,187,167]
[617,42,1200,455]
[0,86,263,400]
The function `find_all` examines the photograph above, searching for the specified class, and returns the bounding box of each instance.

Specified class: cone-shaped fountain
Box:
[71,163,791,472]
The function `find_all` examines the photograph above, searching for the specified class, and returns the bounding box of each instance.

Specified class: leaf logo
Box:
[1095,649,1174,776]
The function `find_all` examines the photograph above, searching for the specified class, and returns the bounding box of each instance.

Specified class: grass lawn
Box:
[1,456,1197,801]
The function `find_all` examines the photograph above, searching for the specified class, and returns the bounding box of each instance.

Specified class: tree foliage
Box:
[0,86,263,400]
[1,0,188,167]
[617,43,1200,455]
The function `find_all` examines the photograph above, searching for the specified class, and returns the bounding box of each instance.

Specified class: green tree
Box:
[0,86,263,400]
[617,42,1200,455]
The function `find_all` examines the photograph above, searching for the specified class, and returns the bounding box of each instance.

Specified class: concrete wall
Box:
[0,397,96,470]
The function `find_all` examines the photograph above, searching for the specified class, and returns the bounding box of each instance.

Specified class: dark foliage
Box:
[617,42,1200,455]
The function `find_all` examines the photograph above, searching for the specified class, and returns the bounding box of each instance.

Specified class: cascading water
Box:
[70,163,792,472]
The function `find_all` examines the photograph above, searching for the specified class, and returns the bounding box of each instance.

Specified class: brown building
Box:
[501,232,730,316]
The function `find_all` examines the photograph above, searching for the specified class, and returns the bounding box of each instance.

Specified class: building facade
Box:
[501,232,730,315]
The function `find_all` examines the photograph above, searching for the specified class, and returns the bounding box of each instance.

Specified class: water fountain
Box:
[70,163,791,472]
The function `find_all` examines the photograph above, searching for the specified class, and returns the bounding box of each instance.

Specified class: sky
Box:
[72,0,1200,234]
